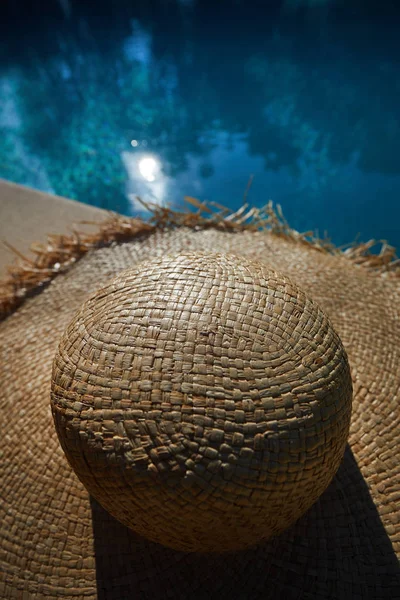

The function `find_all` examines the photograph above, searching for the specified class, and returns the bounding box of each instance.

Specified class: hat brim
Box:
[1,206,399,598]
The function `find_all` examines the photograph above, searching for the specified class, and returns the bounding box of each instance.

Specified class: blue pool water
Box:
[1,0,400,248]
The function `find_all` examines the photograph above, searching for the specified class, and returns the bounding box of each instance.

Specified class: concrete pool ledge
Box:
[0,179,108,278]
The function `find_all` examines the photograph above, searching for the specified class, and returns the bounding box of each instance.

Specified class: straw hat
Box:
[1,201,399,599]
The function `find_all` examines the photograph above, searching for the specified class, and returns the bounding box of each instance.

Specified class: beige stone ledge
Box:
[0,179,108,278]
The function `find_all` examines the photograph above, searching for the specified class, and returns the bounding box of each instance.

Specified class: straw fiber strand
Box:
[1,200,399,320]
[51,253,352,552]
[1,223,400,598]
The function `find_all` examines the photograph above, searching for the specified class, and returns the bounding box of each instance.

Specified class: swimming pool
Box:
[1,0,400,248]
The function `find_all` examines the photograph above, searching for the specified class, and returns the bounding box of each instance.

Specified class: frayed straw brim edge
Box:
[1,197,399,320]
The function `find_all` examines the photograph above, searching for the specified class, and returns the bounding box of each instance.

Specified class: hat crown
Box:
[51,252,352,552]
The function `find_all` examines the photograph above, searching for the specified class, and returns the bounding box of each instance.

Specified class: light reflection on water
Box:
[0,1,399,248]
[122,151,168,210]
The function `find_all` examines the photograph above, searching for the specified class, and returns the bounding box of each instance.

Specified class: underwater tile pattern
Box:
[0,0,399,247]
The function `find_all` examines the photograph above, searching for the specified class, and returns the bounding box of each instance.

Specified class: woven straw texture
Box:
[51,253,352,552]
[1,213,400,598]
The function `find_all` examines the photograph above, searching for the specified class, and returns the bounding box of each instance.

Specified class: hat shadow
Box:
[91,445,400,599]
